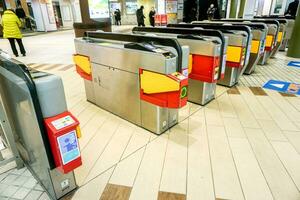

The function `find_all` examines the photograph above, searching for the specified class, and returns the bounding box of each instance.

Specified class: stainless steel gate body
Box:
[132,28,223,105]
[74,36,188,134]
[0,53,77,200]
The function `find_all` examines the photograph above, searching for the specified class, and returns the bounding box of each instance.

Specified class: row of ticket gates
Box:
[74,17,295,134]
[0,16,294,200]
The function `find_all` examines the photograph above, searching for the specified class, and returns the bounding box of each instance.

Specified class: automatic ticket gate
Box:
[254,16,295,51]
[199,21,268,74]
[169,23,251,87]
[132,27,226,105]
[0,51,82,199]
[74,32,188,135]
[219,19,279,65]
[252,19,287,58]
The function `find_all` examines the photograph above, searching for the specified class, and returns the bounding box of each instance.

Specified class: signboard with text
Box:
[88,0,110,18]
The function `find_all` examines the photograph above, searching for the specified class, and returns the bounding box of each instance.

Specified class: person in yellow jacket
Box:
[1,9,26,57]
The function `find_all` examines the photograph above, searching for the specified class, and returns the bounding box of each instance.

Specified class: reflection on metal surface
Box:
[0,58,77,199]
[74,36,187,135]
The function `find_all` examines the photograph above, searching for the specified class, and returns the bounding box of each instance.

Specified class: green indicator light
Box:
[181,86,188,98]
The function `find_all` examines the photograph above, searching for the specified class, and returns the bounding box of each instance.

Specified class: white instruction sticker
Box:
[52,115,75,130]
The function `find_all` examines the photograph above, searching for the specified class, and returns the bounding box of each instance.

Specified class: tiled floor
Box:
[0,29,300,200]
[0,167,49,200]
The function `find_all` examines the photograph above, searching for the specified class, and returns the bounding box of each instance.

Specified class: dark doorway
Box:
[183,0,198,22]
[52,2,63,28]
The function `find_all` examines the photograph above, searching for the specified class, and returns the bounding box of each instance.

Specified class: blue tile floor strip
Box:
[263,80,300,95]
[287,61,300,68]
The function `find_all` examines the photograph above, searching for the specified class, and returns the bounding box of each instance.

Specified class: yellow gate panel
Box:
[226,46,242,63]
[73,54,91,75]
[188,54,193,74]
[266,35,274,47]
[140,70,180,94]
[277,32,283,42]
[250,40,260,54]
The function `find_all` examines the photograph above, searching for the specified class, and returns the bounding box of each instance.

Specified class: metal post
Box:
[230,0,239,18]
[287,6,300,58]
[238,0,246,17]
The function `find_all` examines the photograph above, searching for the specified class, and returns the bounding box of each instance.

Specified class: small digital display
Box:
[57,130,80,165]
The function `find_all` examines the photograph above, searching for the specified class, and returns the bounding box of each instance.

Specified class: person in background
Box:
[15,3,26,22]
[114,9,121,26]
[149,7,156,27]
[136,6,145,26]
[1,9,26,57]
[285,0,299,18]
[207,4,217,20]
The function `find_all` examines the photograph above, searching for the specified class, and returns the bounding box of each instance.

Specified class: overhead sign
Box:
[288,61,300,68]
[88,0,110,18]
[263,80,300,95]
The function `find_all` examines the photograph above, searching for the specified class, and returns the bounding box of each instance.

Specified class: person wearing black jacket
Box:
[114,9,121,25]
[15,4,26,19]
[136,6,145,26]
[15,3,26,29]
[149,7,156,27]
[285,0,299,18]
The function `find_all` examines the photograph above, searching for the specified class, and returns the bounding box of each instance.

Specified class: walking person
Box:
[149,7,156,27]
[207,4,217,20]
[285,0,299,18]
[15,3,26,28]
[116,9,121,25]
[114,9,118,25]
[136,6,145,27]
[1,9,26,57]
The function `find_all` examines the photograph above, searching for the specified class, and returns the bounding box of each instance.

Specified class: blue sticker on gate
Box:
[263,80,300,95]
[288,61,300,68]
[57,130,80,165]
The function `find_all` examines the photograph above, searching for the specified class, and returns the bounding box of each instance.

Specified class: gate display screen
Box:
[57,130,80,165]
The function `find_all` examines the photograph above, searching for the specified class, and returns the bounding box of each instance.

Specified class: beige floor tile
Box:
[178,104,191,122]
[207,125,244,200]
[79,110,109,150]
[229,95,260,128]
[286,98,300,112]
[284,131,300,154]
[70,99,90,117]
[294,121,300,130]
[129,134,169,200]
[188,102,202,115]
[76,104,99,128]
[204,101,224,126]
[66,93,86,109]
[265,90,300,123]
[258,120,288,141]
[257,96,299,131]
[109,147,146,186]
[245,128,300,200]
[159,122,188,194]
[84,122,135,183]
[121,127,151,159]
[238,86,272,120]
[72,167,114,200]
[229,138,273,200]
[216,85,229,97]
[217,93,237,118]
[187,119,215,200]
[74,116,121,186]
[272,141,300,190]
[189,108,205,124]
[223,117,246,138]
